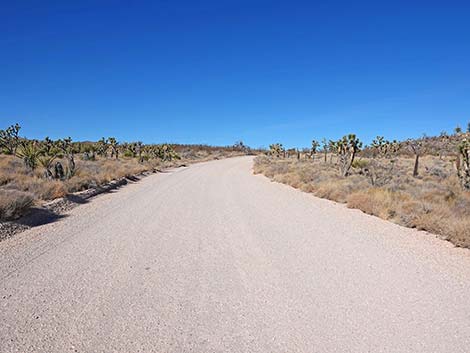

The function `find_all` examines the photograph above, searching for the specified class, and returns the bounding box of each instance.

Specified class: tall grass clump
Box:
[0,189,34,221]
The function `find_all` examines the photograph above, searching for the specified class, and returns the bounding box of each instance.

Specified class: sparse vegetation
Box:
[255,130,470,248]
[0,123,252,221]
[3,121,469,248]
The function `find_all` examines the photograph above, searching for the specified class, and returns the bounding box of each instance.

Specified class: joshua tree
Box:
[455,126,462,134]
[371,136,400,159]
[56,137,76,178]
[135,141,144,162]
[436,133,451,160]
[122,142,134,157]
[387,140,400,158]
[160,144,179,161]
[467,122,470,134]
[108,137,119,159]
[406,139,426,177]
[142,144,153,161]
[311,140,320,160]
[41,136,56,156]
[95,137,109,157]
[328,139,338,163]
[371,136,386,158]
[233,141,249,154]
[269,143,284,158]
[147,144,179,161]
[456,137,470,190]
[333,134,362,177]
[0,123,21,155]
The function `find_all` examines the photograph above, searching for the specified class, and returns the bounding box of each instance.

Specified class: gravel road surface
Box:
[1,156,470,352]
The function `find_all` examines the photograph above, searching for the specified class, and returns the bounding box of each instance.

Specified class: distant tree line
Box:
[0,123,182,180]
[266,122,470,190]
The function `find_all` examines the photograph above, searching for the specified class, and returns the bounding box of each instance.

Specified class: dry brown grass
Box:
[0,155,151,199]
[254,155,470,248]
[0,189,34,221]
[64,158,152,193]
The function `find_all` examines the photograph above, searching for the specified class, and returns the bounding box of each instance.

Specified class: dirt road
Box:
[1,156,470,352]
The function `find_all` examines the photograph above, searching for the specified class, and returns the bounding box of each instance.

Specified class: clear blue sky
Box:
[1,0,469,148]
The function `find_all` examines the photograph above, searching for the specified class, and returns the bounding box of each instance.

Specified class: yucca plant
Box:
[16,140,41,171]
[38,154,57,179]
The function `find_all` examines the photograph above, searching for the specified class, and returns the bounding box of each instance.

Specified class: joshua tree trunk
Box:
[44,168,53,179]
[456,143,470,190]
[340,149,356,177]
[54,162,65,180]
[67,154,76,179]
[413,154,419,177]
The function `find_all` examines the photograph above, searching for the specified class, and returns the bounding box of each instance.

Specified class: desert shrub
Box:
[347,188,407,220]
[352,159,369,169]
[315,175,368,203]
[65,176,98,193]
[315,181,350,202]
[0,189,34,220]
[446,219,470,248]
[2,174,66,200]
[31,180,67,200]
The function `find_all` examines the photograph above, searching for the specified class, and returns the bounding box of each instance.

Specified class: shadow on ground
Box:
[15,208,68,227]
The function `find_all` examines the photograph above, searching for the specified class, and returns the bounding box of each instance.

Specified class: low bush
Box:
[0,189,34,221]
